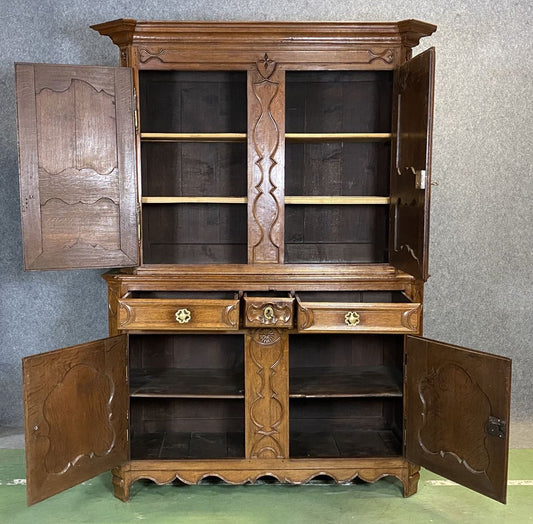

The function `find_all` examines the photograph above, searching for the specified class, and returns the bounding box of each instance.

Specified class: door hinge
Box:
[486,416,507,439]
[133,87,138,132]
[137,202,141,243]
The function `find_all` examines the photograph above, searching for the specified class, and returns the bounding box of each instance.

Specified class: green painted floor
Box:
[1,449,532,523]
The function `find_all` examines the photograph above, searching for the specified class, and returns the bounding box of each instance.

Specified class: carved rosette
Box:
[245,329,288,458]
[248,54,285,263]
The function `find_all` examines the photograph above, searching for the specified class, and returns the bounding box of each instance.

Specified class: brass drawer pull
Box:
[345,311,360,327]
[175,308,192,324]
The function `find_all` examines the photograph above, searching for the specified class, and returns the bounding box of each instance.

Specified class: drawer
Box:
[118,297,240,331]
[296,292,421,334]
[243,295,295,329]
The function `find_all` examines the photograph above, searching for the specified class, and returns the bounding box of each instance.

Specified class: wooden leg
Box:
[112,466,131,502]
[402,462,420,497]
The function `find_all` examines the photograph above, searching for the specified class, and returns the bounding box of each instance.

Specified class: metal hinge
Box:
[133,87,138,131]
[486,416,507,439]
[136,202,141,243]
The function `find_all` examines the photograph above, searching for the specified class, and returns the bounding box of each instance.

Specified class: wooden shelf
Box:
[131,431,245,459]
[289,429,401,458]
[130,368,244,399]
[286,133,391,143]
[290,366,402,398]
[142,196,390,205]
[285,196,390,205]
[142,196,247,204]
[141,132,247,142]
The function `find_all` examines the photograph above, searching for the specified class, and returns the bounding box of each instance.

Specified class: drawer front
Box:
[297,302,421,333]
[243,297,295,328]
[118,299,239,331]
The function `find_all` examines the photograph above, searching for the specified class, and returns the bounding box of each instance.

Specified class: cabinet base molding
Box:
[112,458,418,501]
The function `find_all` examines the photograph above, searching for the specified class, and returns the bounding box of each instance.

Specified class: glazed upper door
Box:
[23,335,129,505]
[389,48,435,280]
[16,63,139,270]
[405,335,511,503]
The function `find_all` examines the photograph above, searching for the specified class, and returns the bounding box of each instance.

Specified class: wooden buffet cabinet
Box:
[16,19,511,506]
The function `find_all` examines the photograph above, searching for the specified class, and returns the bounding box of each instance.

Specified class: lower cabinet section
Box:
[123,330,408,497]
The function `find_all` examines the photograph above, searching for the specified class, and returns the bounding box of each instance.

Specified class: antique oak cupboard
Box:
[16,19,511,506]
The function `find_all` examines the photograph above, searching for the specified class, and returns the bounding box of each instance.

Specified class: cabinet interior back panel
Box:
[285,142,390,196]
[285,204,389,263]
[142,203,247,264]
[142,142,247,197]
[139,71,247,133]
[285,71,393,133]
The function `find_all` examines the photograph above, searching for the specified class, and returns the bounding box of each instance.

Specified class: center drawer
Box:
[118,292,240,331]
[295,291,421,334]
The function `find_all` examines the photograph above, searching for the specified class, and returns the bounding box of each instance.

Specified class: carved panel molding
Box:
[245,329,289,458]
[248,55,285,263]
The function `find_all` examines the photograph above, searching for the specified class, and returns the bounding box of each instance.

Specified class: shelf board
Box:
[142,196,247,204]
[285,196,390,205]
[131,431,245,460]
[140,133,391,143]
[289,429,401,458]
[142,196,390,205]
[286,133,391,143]
[130,368,244,399]
[141,132,247,142]
[290,366,402,398]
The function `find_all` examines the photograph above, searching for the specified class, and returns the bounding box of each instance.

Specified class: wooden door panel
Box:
[23,335,129,505]
[405,335,511,503]
[389,48,435,280]
[16,63,138,270]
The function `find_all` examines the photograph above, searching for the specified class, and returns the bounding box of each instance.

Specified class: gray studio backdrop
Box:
[0,1,531,432]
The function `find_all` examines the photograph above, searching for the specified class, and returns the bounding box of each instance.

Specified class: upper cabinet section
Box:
[16,64,139,270]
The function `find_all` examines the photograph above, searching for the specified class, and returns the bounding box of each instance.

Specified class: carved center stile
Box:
[249,55,283,263]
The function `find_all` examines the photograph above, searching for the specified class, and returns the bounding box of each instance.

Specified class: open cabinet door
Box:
[405,335,511,503]
[16,63,139,270]
[23,335,129,505]
[389,48,434,280]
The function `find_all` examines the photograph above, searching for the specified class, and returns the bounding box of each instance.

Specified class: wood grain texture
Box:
[405,336,511,503]
[245,330,289,458]
[111,456,415,501]
[92,19,436,71]
[118,298,240,330]
[244,296,294,328]
[16,64,138,270]
[248,58,285,263]
[389,48,435,280]
[23,335,128,505]
[296,300,420,333]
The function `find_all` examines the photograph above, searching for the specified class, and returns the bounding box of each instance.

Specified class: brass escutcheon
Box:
[263,305,275,320]
[175,308,191,324]
[345,311,360,327]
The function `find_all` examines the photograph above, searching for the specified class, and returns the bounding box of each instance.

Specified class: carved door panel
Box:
[405,335,511,503]
[389,48,435,280]
[16,63,138,270]
[23,335,129,505]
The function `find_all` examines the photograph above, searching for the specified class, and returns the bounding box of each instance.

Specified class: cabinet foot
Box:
[402,462,420,497]
[112,466,131,502]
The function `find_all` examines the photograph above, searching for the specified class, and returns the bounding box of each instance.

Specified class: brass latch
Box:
[486,416,507,439]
